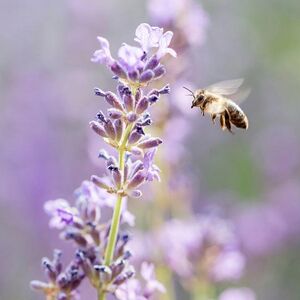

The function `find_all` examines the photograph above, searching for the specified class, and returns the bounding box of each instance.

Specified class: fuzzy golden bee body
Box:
[185,79,249,133]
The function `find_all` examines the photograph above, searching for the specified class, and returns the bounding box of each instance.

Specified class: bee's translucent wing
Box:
[205,78,244,96]
[230,87,251,104]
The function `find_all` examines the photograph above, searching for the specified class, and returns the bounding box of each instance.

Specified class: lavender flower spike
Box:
[92,23,176,87]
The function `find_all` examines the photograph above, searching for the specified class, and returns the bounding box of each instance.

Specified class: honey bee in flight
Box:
[184,79,249,133]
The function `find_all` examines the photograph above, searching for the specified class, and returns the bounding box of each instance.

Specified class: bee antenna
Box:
[183,86,195,99]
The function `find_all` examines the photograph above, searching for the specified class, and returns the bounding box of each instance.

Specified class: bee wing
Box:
[230,87,251,104]
[205,78,244,96]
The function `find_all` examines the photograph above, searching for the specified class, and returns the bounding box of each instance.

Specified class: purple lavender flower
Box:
[32,22,175,300]
[30,250,84,300]
[91,23,176,86]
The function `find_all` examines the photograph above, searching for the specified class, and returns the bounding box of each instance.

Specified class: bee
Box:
[184,79,249,133]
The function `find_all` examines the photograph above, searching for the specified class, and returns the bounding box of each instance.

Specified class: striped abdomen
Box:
[226,100,249,129]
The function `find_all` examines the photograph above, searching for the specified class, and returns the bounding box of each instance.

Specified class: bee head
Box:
[191,90,205,108]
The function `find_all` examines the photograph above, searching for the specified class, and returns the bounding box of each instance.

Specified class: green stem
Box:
[99,122,135,300]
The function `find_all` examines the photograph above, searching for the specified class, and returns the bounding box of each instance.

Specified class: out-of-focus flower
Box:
[115,263,165,300]
[212,250,246,282]
[236,181,300,256]
[158,215,245,281]
[44,199,79,229]
[143,149,161,181]
[218,288,256,300]
[148,0,209,48]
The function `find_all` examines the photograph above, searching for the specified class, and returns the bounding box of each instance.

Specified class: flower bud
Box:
[91,175,110,190]
[111,61,127,79]
[111,167,122,188]
[128,131,143,145]
[108,108,123,119]
[140,70,155,83]
[128,189,142,198]
[148,94,159,104]
[90,121,107,138]
[126,112,138,123]
[144,55,159,70]
[104,119,116,140]
[127,170,145,189]
[123,93,134,111]
[94,87,106,97]
[114,119,124,142]
[130,146,143,156]
[153,65,166,79]
[137,138,162,149]
[105,92,124,111]
[128,69,139,81]
[136,97,149,114]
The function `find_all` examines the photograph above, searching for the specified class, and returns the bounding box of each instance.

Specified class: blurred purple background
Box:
[1,0,300,299]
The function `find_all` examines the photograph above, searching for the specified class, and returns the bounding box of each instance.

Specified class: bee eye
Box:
[198,95,204,101]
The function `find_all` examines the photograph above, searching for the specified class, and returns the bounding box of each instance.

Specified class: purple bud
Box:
[64,232,87,247]
[76,250,94,279]
[128,131,143,145]
[123,163,129,183]
[153,65,166,79]
[128,190,142,198]
[127,170,145,189]
[126,112,138,123]
[140,70,155,83]
[135,88,142,103]
[98,149,110,160]
[148,94,159,104]
[128,69,139,81]
[114,119,124,142]
[97,111,107,123]
[145,55,159,70]
[111,61,127,79]
[130,146,143,156]
[159,84,170,94]
[94,87,106,97]
[130,161,144,177]
[91,175,110,190]
[112,168,122,188]
[105,92,124,111]
[108,108,123,119]
[123,93,134,111]
[104,119,116,140]
[90,121,108,138]
[137,138,162,149]
[136,97,149,114]
[42,258,57,282]
[113,270,135,285]
[139,118,152,126]
[53,249,63,274]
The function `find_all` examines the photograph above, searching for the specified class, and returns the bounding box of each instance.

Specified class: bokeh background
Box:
[1,0,300,299]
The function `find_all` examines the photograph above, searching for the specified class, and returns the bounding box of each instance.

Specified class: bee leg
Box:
[224,109,234,134]
[220,114,226,131]
[211,114,217,124]
[200,108,205,116]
